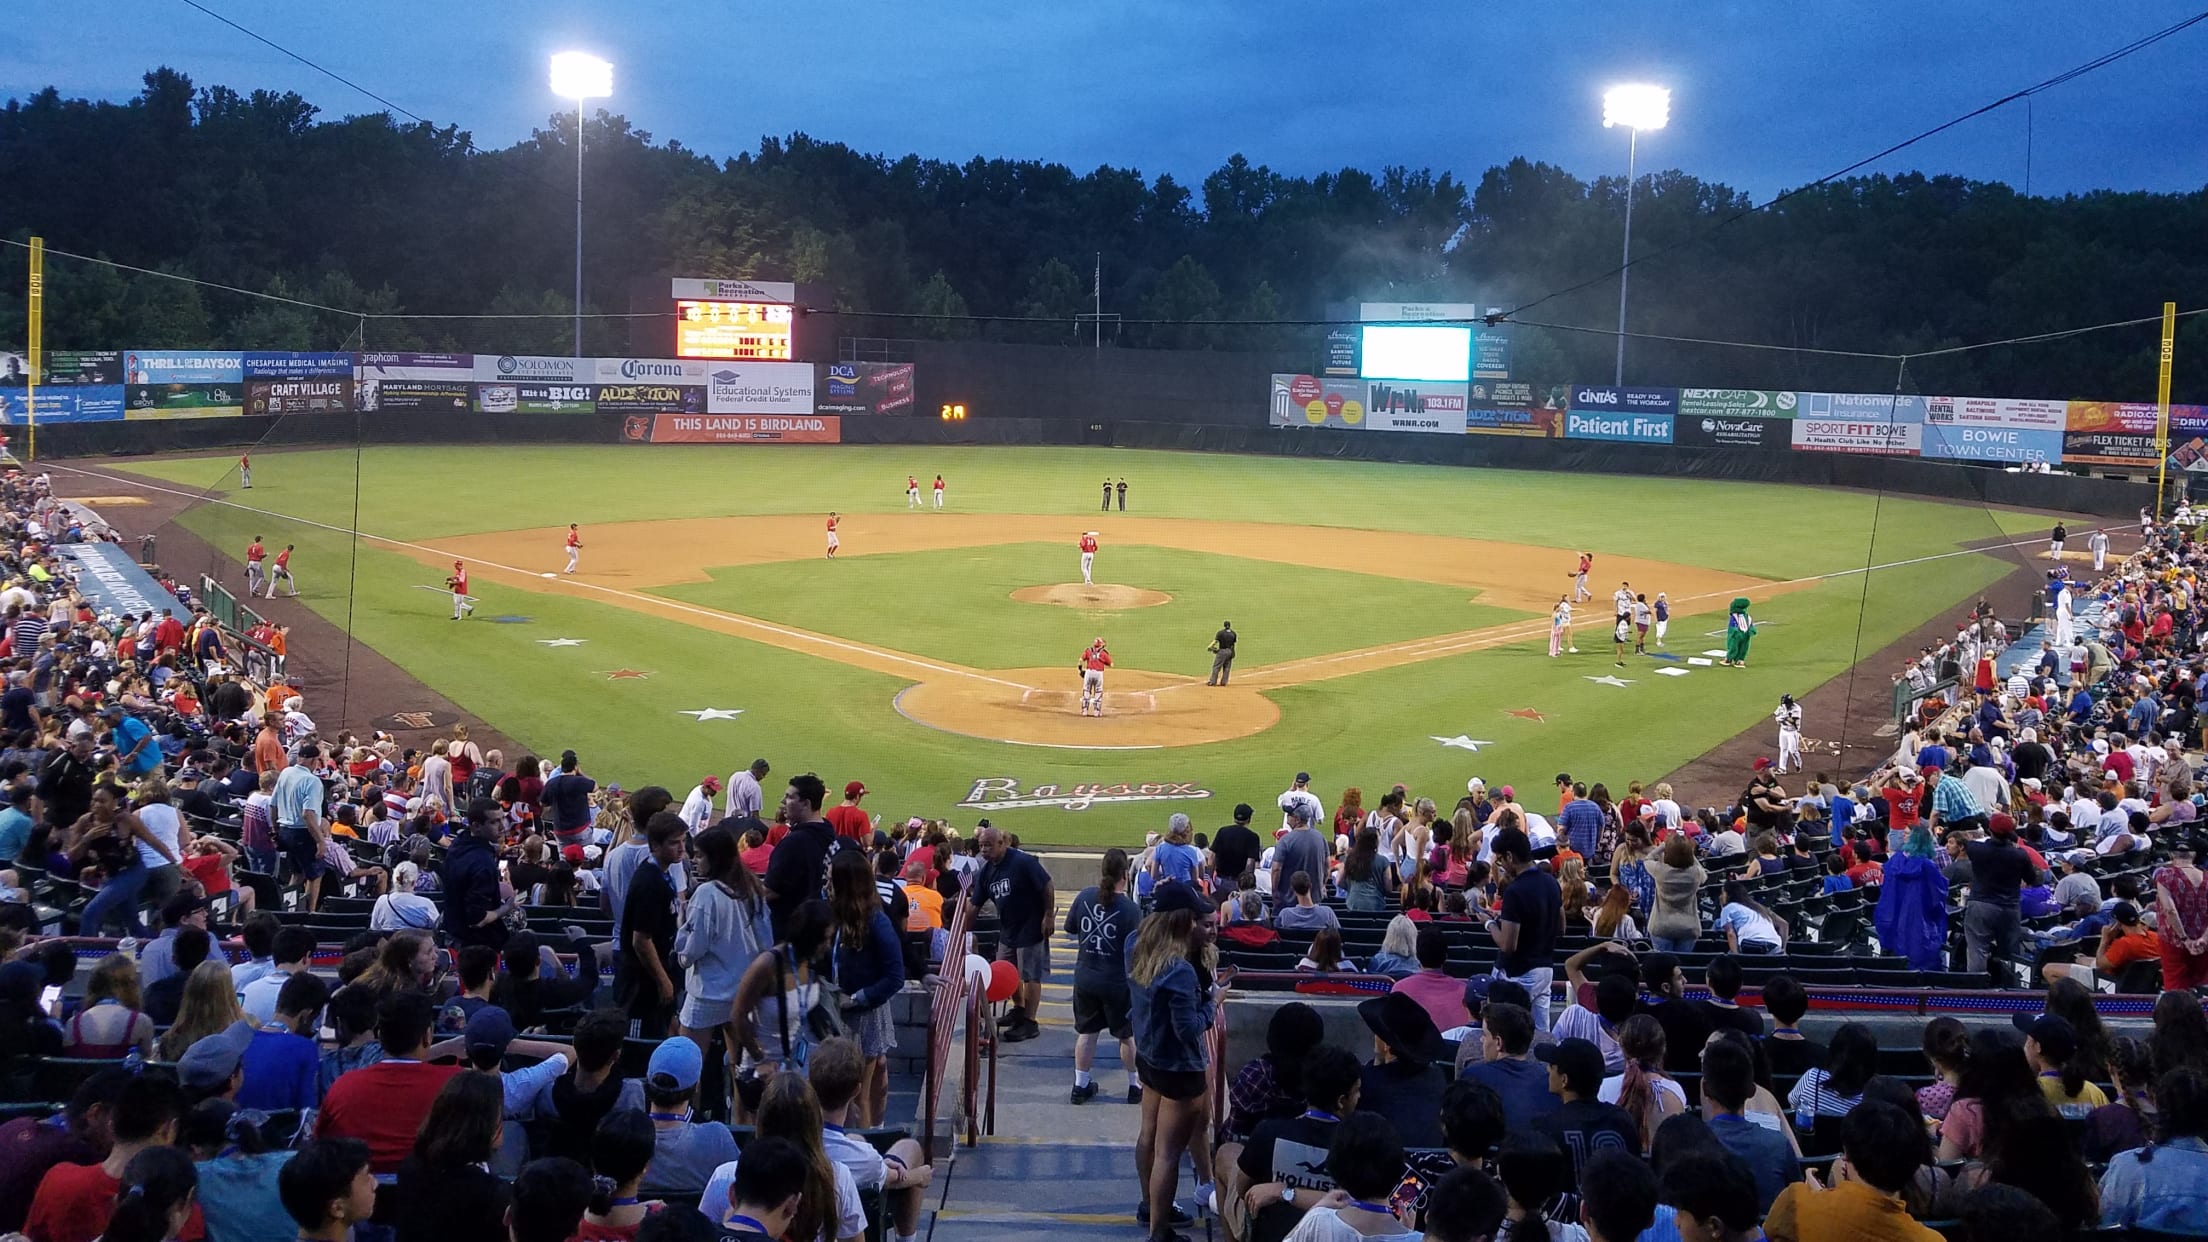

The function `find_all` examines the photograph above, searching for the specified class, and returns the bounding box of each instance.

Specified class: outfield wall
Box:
[30,409,2150,517]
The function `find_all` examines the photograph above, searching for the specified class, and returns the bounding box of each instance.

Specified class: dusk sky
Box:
[6,0,2206,201]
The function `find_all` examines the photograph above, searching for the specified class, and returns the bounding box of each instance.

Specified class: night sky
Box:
[7,0,2206,199]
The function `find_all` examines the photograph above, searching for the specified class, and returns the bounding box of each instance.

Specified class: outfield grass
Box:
[105,445,2047,844]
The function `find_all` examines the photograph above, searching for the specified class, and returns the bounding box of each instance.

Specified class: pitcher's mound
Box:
[1011,583,1172,610]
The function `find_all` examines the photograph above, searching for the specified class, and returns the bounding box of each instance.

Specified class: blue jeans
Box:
[1492,965,1556,1033]
[1651,935,1699,954]
[81,861,151,937]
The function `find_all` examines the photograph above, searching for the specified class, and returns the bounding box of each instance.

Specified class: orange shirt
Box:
[907,883,945,930]
[2105,929,2163,967]
[566,529,580,548]
[253,728,286,774]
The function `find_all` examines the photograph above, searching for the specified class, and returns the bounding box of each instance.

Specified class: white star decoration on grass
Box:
[1586,674,1635,688]
[536,638,587,647]
[678,708,745,721]
[1430,735,1493,752]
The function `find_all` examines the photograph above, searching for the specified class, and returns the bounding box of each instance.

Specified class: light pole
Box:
[550,52,613,357]
[1602,84,1669,387]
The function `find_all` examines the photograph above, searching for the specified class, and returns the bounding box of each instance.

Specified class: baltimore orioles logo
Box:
[621,415,650,442]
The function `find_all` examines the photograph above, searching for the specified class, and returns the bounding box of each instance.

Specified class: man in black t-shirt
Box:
[1531,1037,1637,1182]
[762,773,834,938]
[1232,1045,1362,1234]
[1962,818,2033,975]
[1486,826,1562,1032]
[1210,803,1262,892]
[1693,955,1766,1041]
[617,812,686,1038]
[978,824,1055,1042]
[1636,952,1711,1074]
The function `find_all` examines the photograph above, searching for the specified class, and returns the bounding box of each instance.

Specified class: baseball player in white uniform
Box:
[2089,528,2109,572]
[1774,693,1803,773]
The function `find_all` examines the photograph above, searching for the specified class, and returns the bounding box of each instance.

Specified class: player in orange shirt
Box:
[446,559,475,620]
[564,523,582,575]
[1079,531,1099,585]
[1078,637,1112,717]
[826,512,841,559]
[264,544,297,598]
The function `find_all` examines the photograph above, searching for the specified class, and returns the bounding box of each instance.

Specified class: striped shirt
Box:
[10,615,46,653]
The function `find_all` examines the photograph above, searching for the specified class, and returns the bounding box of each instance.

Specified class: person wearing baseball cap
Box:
[1210,803,1261,895]
[178,1019,257,1100]
[678,775,720,835]
[639,1035,738,1195]
[826,780,873,841]
[1959,803,2032,978]
[1532,1037,1637,1180]
[2012,1012,2110,1115]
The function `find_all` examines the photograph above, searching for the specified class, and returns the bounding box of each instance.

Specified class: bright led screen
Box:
[1359,325,1470,381]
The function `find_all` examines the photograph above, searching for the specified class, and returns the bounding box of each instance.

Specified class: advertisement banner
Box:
[41,351,121,385]
[243,351,353,379]
[2059,401,2208,435]
[125,383,244,419]
[2062,430,2161,466]
[1471,381,1534,407]
[474,354,585,383]
[1365,381,1467,433]
[1924,395,2066,431]
[670,278,797,303]
[358,352,474,382]
[1920,423,2063,465]
[1323,329,1358,377]
[1358,302,1481,322]
[592,383,706,414]
[358,379,471,413]
[0,387,126,424]
[1471,326,1511,381]
[1676,388,1798,419]
[124,351,244,385]
[246,379,353,416]
[816,363,915,415]
[1798,391,1928,422]
[475,383,594,414]
[1569,385,1677,417]
[1790,418,1922,456]
[592,357,711,384]
[1673,414,1788,450]
[1464,406,1561,437]
[1268,374,1365,428]
[706,362,815,414]
[625,414,840,444]
[1565,410,1674,444]
[56,542,174,618]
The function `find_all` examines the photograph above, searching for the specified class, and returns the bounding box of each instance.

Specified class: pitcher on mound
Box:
[1078,637,1112,716]
[1079,531,1099,585]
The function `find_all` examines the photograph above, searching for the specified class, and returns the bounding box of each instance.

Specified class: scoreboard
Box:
[674,300,794,361]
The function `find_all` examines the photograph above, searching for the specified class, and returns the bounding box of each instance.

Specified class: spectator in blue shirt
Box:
[1698,1037,1801,1213]
[1915,733,1952,774]
[106,704,160,778]
[238,972,328,1112]
[2070,687,2096,725]
[2100,1066,2208,1235]
[1559,786,1606,858]
[0,783,32,865]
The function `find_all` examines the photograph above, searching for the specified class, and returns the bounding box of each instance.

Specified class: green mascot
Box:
[1722,597,1756,667]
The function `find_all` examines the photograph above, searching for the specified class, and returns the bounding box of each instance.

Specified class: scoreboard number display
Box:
[675,300,794,360]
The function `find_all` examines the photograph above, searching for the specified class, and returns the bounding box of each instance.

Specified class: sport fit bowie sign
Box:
[957,776,1214,813]
[624,414,841,444]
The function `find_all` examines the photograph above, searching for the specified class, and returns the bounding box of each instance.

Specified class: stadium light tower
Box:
[550,52,613,357]
[1602,83,1669,386]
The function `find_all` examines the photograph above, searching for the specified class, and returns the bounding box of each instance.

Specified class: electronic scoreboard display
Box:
[674,300,794,360]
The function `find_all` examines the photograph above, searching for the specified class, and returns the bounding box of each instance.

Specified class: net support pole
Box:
[2156,300,2177,518]
[25,236,42,463]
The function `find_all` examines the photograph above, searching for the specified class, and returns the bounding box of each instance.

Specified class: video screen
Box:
[1359,325,1470,382]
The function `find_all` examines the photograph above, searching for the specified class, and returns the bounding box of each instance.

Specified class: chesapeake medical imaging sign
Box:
[56,543,171,618]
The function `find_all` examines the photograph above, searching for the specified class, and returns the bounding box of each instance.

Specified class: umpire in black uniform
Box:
[1207,621,1237,685]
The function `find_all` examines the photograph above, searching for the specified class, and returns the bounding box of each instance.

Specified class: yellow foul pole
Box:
[2157,300,2177,519]
[24,236,42,464]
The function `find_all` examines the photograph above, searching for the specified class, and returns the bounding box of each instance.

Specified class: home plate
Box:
[540,572,556,579]
[1688,657,1714,666]
[1656,667,1692,677]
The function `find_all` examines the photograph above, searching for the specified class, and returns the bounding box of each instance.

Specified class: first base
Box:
[539,572,556,579]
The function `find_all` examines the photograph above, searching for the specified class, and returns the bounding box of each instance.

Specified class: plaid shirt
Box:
[1930,776,1986,824]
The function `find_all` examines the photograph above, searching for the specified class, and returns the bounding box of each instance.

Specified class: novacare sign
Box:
[1565,412,1674,444]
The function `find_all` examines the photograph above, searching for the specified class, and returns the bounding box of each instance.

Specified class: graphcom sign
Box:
[1268,374,1365,428]
[706,362,815,414]
[1565,411,1675,444]
[1365,382,1468,433]
[358,352,473,381]
[1790,418,1922,456]
[124,351,244,385]
[1676,389,1797,419]
[956,776,1214,813]
[1673,415,1787,449]
[1570,385,1677,417]
[627,414,841,444]
[1924,395,2066,431]
[817,362,916,415]
[1920,423,2063,464]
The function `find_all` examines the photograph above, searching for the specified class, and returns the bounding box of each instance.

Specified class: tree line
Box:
[4,67,2207,401]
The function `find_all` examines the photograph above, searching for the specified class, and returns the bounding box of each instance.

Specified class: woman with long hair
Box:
[100,1145,199,1242]
[1399,857,1441,917]
[181,1098,289,1242]
[1588,782,1623,864]
[1394,798,1436,884]
[1918,1016,1970,1121]
[1339,828,1392,913]
[2151,989,2208,1080]
[1642,833,1706,953]
[159,959,245,1062]
[731,900,832,1122]
[1938,1029,2042,1161]
[1602,1014,1685,1152]
[1715,880,1786,954]
[2088,1037,2159,1163]
[1874,823,1951,970]
[1589,885,1640,942]
[62,953,155,1059]
[1332,787,1365,845]
[576,1108,656,1241]
[393,1072,511,1242]
[1556,859,1591,925]
[2047,976,2115,1086]
[1611,821,1656,917]
[71,782,177,937]
[754,1071,859,1242]
[1788,1022,1876,1124]
[351,930,439,1000]
[1937,1098,2097,1228]
[2101,1066,2208,1231]
[1366,916,1420,977]
[1295,926,1354,974]
[1128,892,1217,1242]
[672,825,771,1108]
[827,849,904,1127]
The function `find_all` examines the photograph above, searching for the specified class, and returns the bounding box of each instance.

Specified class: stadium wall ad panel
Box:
[1920,423,2063,464]
[123,351,244,385]
[125,383,244,419]
[1672,414,1788,449]
[706,362,815,414]
[246,379,353,416]
[244,351,352,379]
[42,351,121,385]
[624,413,841,443]
[1675,389,1799,419]
[818,363,917,415]
[1925,395,2066,431]
[1565,411,1675,444]
[1790,417,1921,456]
[1463,407,1561,437]
[1268,374,1366,428]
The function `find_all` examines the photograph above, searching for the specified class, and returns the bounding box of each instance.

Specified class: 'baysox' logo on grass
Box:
[959,776,1212,812]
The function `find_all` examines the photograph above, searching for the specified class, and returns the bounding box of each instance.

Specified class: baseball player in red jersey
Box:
[1573,551,1593,602]
[264,544,297,598]
[1078,637,1112,717]
[932,474,945,509]
[446,560,475,619]
[238,453,252,489]
[564,523,582,575]
[826,512,841,559]
[1078,531,1099,585]
[906,475,921,509]
[245,535,267,596]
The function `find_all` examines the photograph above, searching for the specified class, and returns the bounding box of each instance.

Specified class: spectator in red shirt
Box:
[1881,769,1923,829]
[825,781,873,841]
[316,991,465,1174]
[25,1074,203,1242]
[2106,739,2137,786]
[0,1067,130,1235]
[151,610,185,656]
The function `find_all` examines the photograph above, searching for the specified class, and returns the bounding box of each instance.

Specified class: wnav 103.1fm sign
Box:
[956,776,1214,812]
[625,414,842,444]
[1364,382,1467,433]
